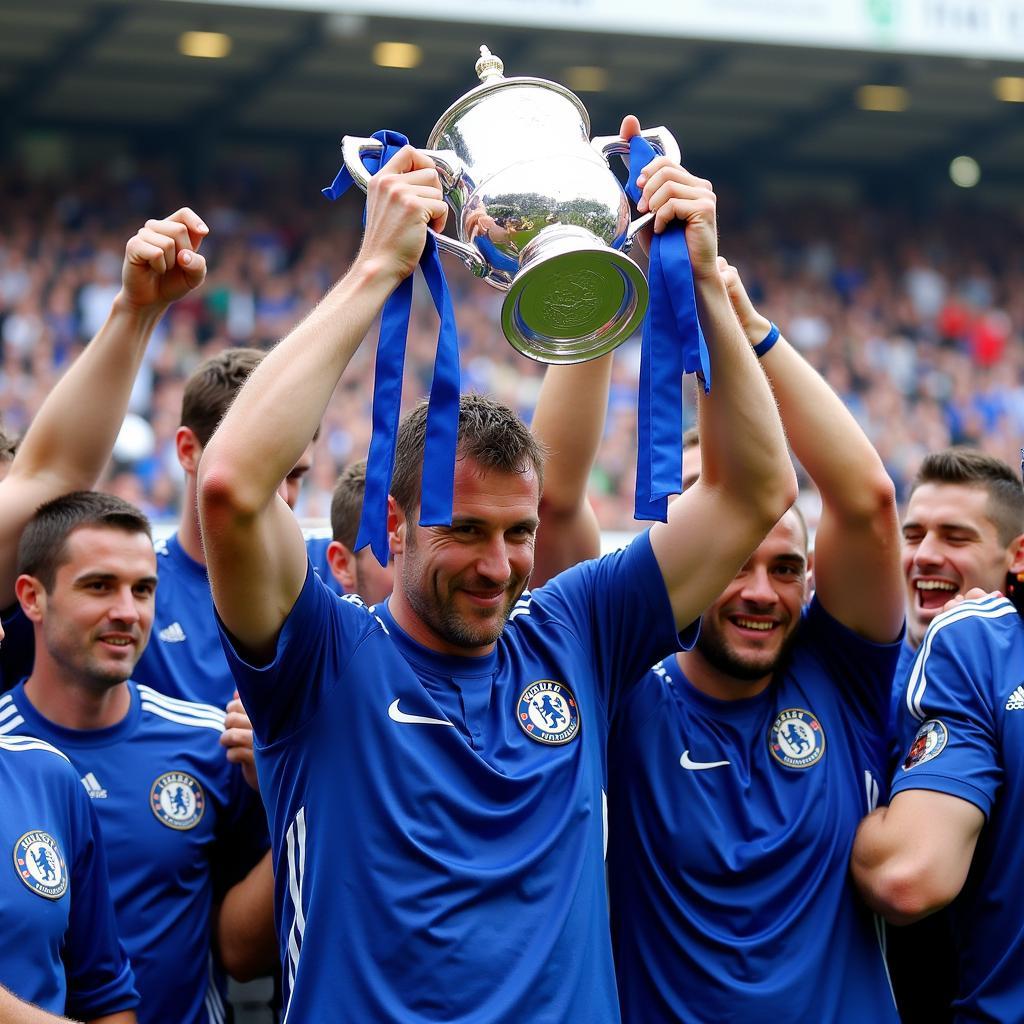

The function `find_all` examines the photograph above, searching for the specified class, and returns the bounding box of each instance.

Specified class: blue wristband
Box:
[753,322,780,358]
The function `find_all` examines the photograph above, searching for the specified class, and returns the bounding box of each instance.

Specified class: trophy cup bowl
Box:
[342,46,680,364]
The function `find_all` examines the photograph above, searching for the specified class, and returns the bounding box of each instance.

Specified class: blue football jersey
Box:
[0,734,138,1019]
[886,638,917,773]
[135,531,341,707]
[608,597,901,1024]
[891,594,1024,1023]
[4,680,267,1024]
[220,531,692,1023]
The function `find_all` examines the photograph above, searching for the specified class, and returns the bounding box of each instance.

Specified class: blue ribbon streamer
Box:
[323,130,460,565]
[626,136,711,522]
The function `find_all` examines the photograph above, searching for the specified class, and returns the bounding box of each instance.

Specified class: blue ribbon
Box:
[626,136,711,522]
[323,130,460,565]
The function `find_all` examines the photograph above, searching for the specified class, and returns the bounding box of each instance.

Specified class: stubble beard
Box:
[695,618,801,684]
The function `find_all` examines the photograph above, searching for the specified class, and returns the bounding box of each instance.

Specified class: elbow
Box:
[198,452,263,526]
[218,938,262,983]
[847,469,899,529]
[857,860,956,927]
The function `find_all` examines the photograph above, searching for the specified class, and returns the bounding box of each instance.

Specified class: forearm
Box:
[0,985,136,1024]
[216,851,278,981]
[0,297,161,604]
[9,296,159,487]
[200,258,397,515]
[531,355,612,514]
[531,355,611,579]
[693,275,794,521]
[759,334,894,521]
[0,987,71,1023]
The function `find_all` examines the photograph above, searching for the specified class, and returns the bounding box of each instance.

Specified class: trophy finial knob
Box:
[475,45,504,83]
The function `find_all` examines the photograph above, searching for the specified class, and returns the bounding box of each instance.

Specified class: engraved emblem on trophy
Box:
[342,46,680,364]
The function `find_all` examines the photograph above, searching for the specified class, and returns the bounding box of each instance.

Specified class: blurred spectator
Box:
[0,163,1022,528]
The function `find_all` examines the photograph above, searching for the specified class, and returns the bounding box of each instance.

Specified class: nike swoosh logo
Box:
[680,750,731,770]
[387,699,454,728]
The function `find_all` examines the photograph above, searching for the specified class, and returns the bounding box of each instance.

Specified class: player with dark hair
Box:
[5,491,270,1024]
[606,259,903,1023]
[902,448,1024,653]
[198,123,796,1021]
[853,587,1024,1022]
[0,209,208,1022]
[133,347,333,710]
[885,448,1024,1019]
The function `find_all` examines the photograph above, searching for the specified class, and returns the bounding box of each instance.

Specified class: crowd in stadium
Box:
[1,133,1022,1024]
[0,160,1021,528]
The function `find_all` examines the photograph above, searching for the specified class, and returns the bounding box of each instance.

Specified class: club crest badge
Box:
[769,708,825,769]
[517,681,580,745]
[13,831,67,900]
[901,719,948,771]
[150,771,205,831]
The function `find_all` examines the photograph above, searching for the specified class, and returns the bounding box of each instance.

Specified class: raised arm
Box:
[0,209,207,605]
[530,355,610,585]
[643,166,797,629]
[198,147,447,662]
[719,259,902,642]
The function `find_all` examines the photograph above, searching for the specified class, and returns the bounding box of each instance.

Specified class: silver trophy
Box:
[342,46,679,364]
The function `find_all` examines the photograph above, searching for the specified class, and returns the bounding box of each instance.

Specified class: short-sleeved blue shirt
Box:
[608,597,902,1023]
[220,531,691,1023]
[891,594,1024,1023]
[0,733,138,1019]
[4,680,266,1024]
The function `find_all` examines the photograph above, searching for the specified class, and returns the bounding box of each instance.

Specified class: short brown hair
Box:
[910,448,1024,545]
[17,491,152,592]
[390,393,546,515]
[330,460,367,550]
[180,348,264,447]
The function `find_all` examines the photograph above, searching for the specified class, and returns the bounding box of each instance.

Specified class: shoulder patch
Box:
[517,681,580,745]
[13,831,68,899]
[769,708,826,769]
[901,719,948,771]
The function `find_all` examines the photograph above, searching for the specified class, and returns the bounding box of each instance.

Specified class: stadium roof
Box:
[4,0,1024,195]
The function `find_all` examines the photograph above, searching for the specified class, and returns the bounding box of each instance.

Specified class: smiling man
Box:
[5,492,268,1024]
[607,259,905,1023]
[884,449,1024,1020]
[198,133,796,1022]
[900,449,1024,656]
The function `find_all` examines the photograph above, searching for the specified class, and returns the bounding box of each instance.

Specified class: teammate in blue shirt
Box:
[0,735,138,1023]
[198,127,797,1021]
[853,592,1024,1022]
[133,347,336,710]
[9,491,271,1024]
[606,259,904,1023]
[885,448,1024,1020]
[0,209,206,1022]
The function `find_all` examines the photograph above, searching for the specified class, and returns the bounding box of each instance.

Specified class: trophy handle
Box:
[340,136,490,279]
[590,126,682,250]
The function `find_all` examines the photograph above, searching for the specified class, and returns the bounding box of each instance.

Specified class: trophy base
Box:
[500,227,648,364]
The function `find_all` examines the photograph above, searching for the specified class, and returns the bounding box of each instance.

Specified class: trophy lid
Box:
[427,45,589,148]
